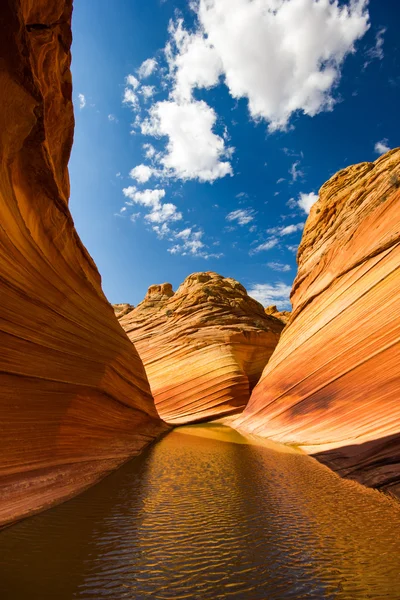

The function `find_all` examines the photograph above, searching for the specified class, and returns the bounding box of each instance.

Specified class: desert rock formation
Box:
[0,0,168,527]
[119,272,284,424]
[235,149,400,496]
[264,305,291,325]
[113,303,135,318]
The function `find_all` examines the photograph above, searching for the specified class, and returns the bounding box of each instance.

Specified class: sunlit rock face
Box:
[119,272,284,424]
[235,149,400,496]
[264,305,291,325]
[113,303,135,318]
[0,0,168,527]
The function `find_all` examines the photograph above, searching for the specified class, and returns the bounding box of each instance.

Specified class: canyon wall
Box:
[0,0,168,527]
[119,273,284,424]
[235,149,400,496]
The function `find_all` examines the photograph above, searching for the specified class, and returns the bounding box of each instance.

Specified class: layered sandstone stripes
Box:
[119,273,284,424]
[0,0,167,527]
[235,149,400,495]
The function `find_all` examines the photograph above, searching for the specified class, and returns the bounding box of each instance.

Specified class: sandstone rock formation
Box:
[264,305,291,325]
[119,272,284,424]
[0,0,168,527]
[113,303,135,318]
[235,149,400,496]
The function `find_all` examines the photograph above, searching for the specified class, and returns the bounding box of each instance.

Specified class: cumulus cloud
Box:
[141,85,156,100]
[374,139,391,155]
[123,75,140,109]
[129,164,154,183]
[266,262,291,272]
[226,209,255,225]
[140,99,232,181]
[247,282,292,309]
[78,93,86,109]
[267,222,305,236]
[143,143,156,159]
[138,58,158,79]
[298,192,319,214]
[171,0,370,131]
[122,186,182,225]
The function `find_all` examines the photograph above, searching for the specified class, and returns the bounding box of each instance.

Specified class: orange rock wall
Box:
[0,0,168,527]
[119,273,284,424]
[235,150,400,495]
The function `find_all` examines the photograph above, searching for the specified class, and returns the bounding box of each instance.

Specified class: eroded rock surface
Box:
[0,0,168,527]
[119,272,284,424]
[113,303,135,318]
[264,305,291,325]
[235,149,400,496]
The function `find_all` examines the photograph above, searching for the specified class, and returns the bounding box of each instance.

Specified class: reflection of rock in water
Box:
[1,425,400,599]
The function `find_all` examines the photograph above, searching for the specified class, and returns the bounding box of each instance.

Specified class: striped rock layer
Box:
[0,0,167,527]
[235,149,400,496]
[119,273,284,424]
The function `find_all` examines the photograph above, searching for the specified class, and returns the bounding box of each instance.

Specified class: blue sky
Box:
[69,0,399,309]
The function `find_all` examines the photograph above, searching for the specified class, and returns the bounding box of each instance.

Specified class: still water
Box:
[1,424,400,600]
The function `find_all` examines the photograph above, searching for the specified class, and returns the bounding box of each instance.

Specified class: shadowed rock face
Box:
[0,0,168,527]
[119,272,284,424]
[235,149,400,496]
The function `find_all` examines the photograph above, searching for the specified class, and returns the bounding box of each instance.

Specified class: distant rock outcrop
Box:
[119,272,284,424]
[264,305,291,325]
[0,0,167,527]
[235,149,400,496]
[113,303,135,318]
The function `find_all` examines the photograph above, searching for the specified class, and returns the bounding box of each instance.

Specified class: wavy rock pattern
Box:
[235,149,400,495]
[119,273,284,424]
[0,0,167,527]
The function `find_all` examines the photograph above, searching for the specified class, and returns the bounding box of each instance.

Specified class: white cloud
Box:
[175,0,370,131]
[78,93,86,109]
[108,114,118,123]
[143,143,156,159]
[126,74,140,89]
[129,164,154,183]
[138,58,158,79]
[123,75,140,110]
[287,244,299,253]
[141,99,232,181]
[277,178,286,184]
[122,186,182,225]
[251,238,279,254]
[374,139,390,155]
[298,192,319,214]
[145,202,182,223]
[266,262,291,272]
[267,222,305,236]
[289,160,304,182]
[141,85,156,100]
[226,209,255,225]
[167,19,222,102]
[248,283,292,309]
[364,27,386,67]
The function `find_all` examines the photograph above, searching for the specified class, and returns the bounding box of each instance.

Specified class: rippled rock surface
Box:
[1,425,399,599]
[0,0,167,527]
[119,272,284,424]
[235,149,400,496]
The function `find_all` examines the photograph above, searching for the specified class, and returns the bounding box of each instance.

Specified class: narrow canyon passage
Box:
[1,425,400,600]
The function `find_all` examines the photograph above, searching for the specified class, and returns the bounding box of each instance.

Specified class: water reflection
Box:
[1,424,400,599]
